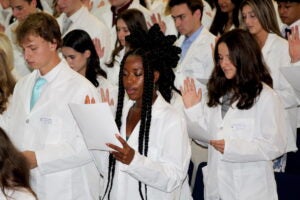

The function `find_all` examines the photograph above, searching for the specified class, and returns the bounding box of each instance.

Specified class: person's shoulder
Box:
[196,27,216,44]
[152,93,182,121]
[259,83,280,103]
[0,188,36,200]
[267,33,288,48]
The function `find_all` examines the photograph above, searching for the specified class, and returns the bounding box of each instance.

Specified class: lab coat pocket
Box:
[40,116,62,144]
[234,165,269,200]
[230,118,254,141]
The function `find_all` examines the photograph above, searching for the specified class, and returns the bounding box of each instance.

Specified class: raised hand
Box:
[148,13,166,34]
[85,95,96,104]
[100,88,114,106]
[288,25,300,63]
[93,38,105,59]
[180,77,202,108]
[106,134,135,165]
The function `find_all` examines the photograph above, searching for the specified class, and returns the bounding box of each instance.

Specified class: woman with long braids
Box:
[99,24,191,200]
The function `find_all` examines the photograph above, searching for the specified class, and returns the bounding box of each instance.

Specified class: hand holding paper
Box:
[69,103,122,151]
[107,134,135,165]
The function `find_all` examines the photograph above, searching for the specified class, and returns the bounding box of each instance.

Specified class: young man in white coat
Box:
[275,0,300,37]
[167,0,215,92]
[56,0,111,64]
[5,12,101,200]
[5,0,38,77]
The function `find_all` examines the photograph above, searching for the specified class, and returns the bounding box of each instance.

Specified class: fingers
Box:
[106,134,135,165]
[182,77,196,94]
[85,95,96,104]
[210,139,225,154]
[100,88,105,102]
[85,95,91,104]
[157,13,162,22]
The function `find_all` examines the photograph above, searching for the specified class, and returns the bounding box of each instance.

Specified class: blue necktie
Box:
[30,77,47,110]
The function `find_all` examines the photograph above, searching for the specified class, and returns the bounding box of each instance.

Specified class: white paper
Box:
[69,103,121,151]
[280,66,300,100]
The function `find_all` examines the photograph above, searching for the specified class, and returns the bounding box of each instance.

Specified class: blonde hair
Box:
[0,33,14,71]
[0,33,16,114]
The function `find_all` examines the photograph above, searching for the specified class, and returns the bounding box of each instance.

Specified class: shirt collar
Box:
[67,6,86,23]
[37,59,64,83]
[185,25,203,43]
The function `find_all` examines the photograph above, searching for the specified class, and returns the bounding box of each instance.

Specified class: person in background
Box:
[182,29,287,200]
[5,0,40,77]
[105,8,148,86]
[275,0,300,37]
[0,32,19,79]
[0,33,16,129]
[241,0,298,171]
[209,0,241,36]
[167,0,215,92]
[62,29,116,102]
[56,0,111,64]
[6,12,101,200]
[0,127,37,200]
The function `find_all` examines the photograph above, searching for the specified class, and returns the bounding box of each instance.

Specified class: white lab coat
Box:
[184,84,287,200]
[94,93,191,200]
[57,6,111,64]
[174,27,215,91]
[96,75,118,105]
[262,33,298,152]
[104,48,125,86]
[0,188,36,200]
[6,60,101,200]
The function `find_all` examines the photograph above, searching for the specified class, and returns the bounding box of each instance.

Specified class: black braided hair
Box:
[102,24,181,200]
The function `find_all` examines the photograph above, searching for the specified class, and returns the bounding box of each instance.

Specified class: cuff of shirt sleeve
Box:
[120,150,143,172]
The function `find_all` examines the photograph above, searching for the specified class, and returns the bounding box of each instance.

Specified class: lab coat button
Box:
[25,119,29,123]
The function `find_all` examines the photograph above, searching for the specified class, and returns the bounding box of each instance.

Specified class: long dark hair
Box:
[102,24,181,200]
[207,29,272,109]
[62,29,107,87]
[0,127,37,199]
[209,0,242,35]
[106,9,148,68]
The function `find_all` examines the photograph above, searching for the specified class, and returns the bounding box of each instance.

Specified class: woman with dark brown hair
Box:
[0,127,37,200]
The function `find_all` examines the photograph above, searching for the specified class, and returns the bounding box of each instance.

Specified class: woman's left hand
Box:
[107,134,135,165]
[210,139,225,154]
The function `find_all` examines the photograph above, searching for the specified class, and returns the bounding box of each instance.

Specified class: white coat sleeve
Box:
[120,117,191,193]
[222,92,287,163]
[184,99,211,144]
